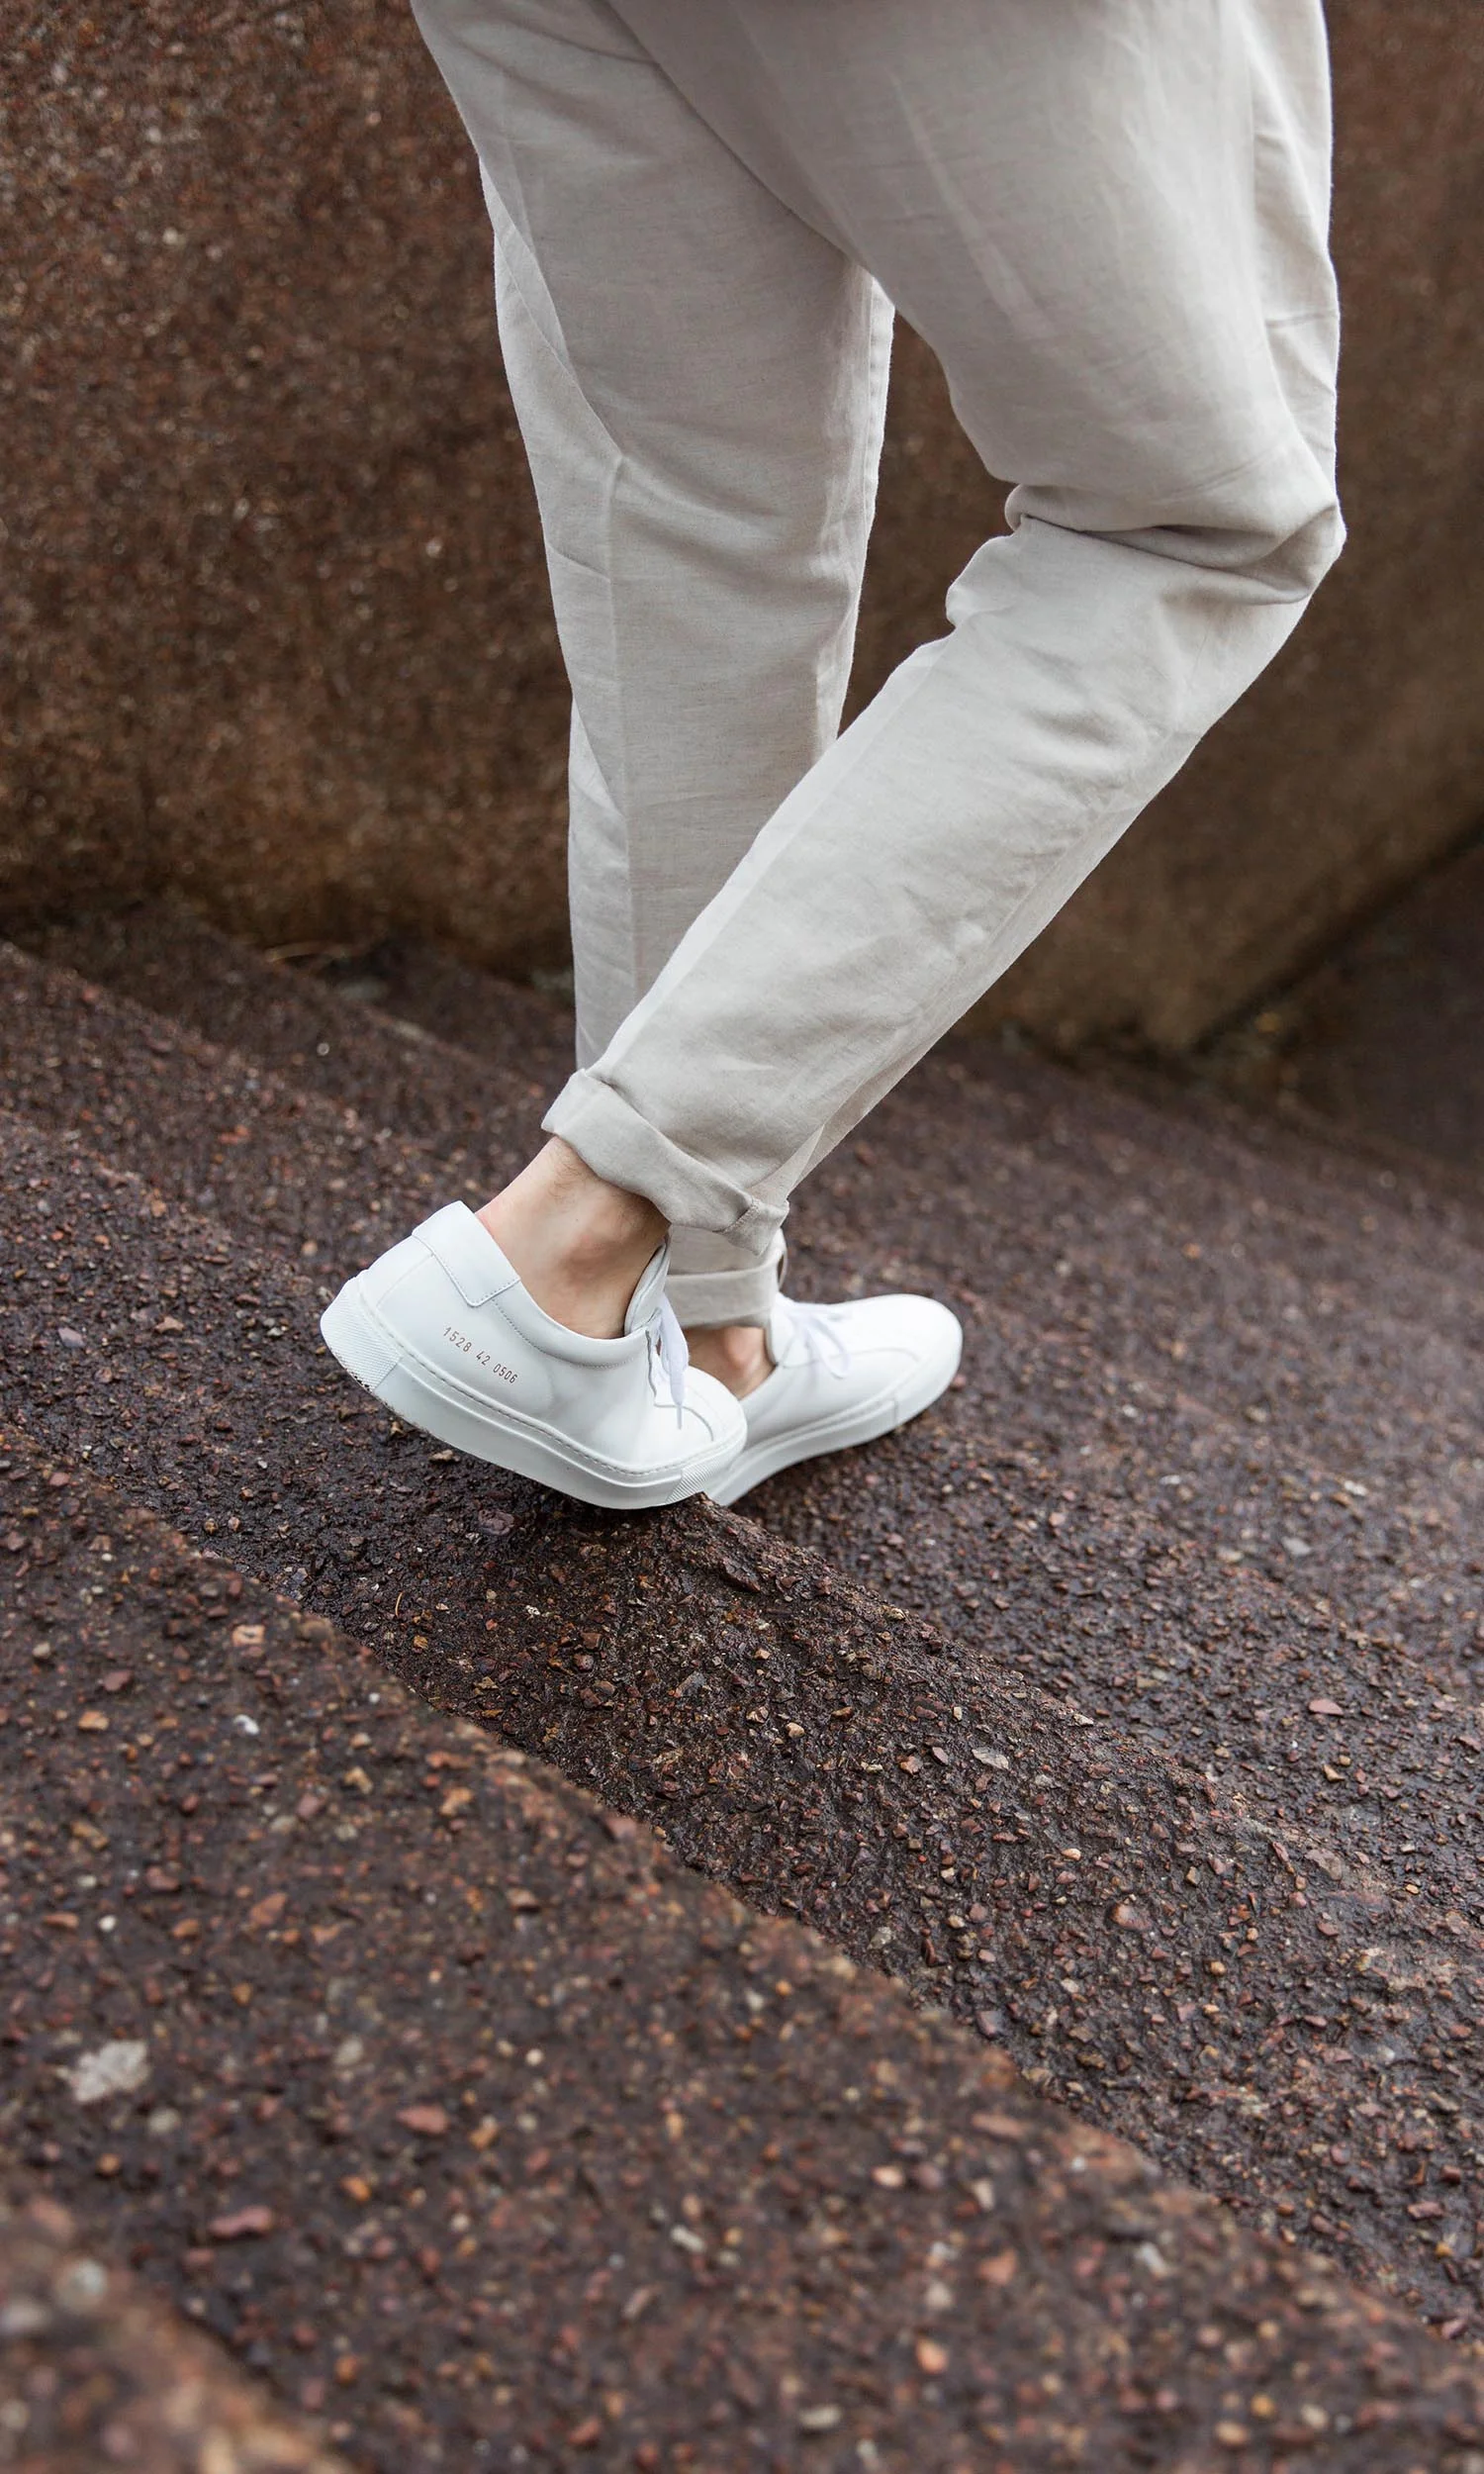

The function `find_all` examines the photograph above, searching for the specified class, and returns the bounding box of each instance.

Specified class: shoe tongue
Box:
[622,1244,671,1337]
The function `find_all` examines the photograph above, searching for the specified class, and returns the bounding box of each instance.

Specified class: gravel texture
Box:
[3,1444,1484,2471]
[0,2191,348,2471]
[2,914,1484,2339]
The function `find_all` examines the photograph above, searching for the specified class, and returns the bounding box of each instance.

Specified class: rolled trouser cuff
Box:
[665,1228,786,1329]
[665,1264,781,1327]
[543,1069,785,1264]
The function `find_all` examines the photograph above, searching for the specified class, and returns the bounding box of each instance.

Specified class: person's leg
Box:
[325,0,1342,1507]
[412,0,892,1359]
[320,0,926,1502]
[541,0,1344,1267]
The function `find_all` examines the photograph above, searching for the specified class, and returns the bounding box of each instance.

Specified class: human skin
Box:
[478,1138,772,1396]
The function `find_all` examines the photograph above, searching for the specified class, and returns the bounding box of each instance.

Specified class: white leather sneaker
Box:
[708,1291,963,1507]
[320,1202,746,1510]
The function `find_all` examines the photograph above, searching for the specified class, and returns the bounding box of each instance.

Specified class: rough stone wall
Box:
[3,0,571,970]
[3,0,1481,1045]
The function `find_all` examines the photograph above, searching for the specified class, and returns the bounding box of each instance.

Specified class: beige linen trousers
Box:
[415,0,1344,1326]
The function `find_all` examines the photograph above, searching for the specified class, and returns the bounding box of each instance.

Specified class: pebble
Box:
[66,2043,150,2105]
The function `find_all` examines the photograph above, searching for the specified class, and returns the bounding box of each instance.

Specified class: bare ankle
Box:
[478,1139,666,1339]
[685,1321,774,1401]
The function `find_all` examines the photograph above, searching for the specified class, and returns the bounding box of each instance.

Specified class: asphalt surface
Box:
[0,910,1474,2474]
[0,2191,348,2471]
[1,904,1483,2433]
[3,1441,1483,2472]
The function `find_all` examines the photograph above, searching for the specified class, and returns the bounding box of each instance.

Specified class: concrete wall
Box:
[4,0,1481,1046]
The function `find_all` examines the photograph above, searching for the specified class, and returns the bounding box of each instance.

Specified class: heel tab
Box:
[414,1202,521,1309]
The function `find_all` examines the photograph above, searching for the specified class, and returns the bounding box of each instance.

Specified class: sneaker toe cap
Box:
[839,1291,963,1377]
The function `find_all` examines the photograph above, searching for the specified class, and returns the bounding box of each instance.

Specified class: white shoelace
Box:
[781,1299,852,1379]
[648,1296,847,1420]
[648,1295,690,1419]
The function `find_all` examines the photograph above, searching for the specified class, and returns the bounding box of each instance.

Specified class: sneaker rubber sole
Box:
[320,1277,741,1512]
